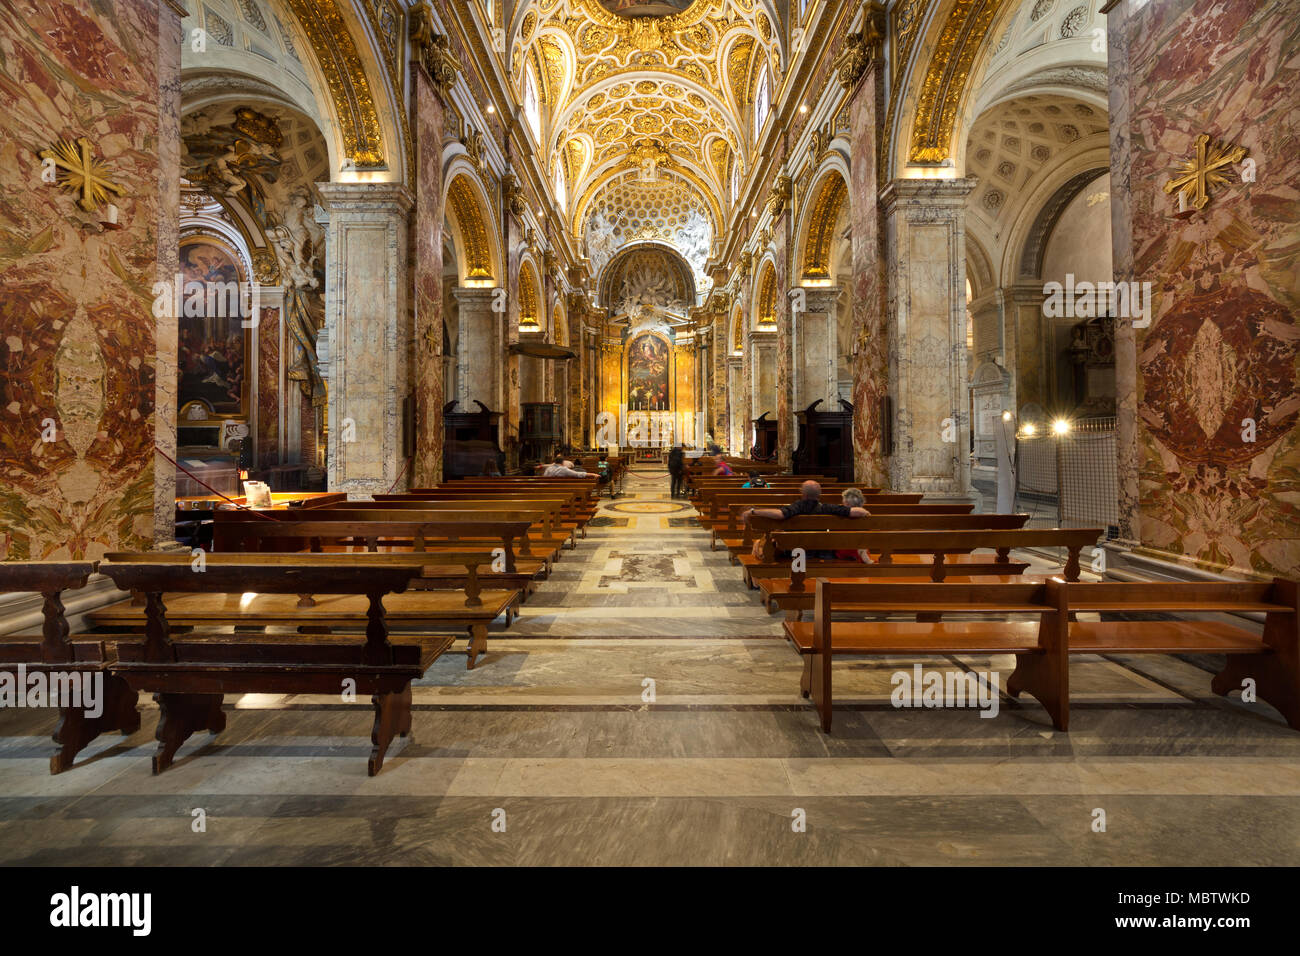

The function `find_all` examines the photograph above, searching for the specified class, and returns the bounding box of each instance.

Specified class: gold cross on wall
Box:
[40,136,125,212]
[1163,133,1247,211]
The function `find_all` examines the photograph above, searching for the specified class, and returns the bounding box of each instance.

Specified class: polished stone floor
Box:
[1,468,1297,866]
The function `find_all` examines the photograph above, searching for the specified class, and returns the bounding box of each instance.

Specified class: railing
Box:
[1014,416,1118,536]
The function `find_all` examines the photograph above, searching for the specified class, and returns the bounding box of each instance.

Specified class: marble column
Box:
[410,61,447,487]
[454,286,498,408]
[796,287,842,411]
[316,182,414,496]
[880,178,978,501]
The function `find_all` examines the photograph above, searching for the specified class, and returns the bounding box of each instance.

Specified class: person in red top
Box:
[712,459,734,476]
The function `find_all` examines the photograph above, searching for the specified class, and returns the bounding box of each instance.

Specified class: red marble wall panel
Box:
[256,306,280,469]
[411,65,445,486]
[1124,0,1300,576]
[0,0,164,559]
[849,66,889,489]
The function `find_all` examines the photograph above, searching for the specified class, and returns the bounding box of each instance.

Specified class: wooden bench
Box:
[94,554,449,775]
[785,580,1065,732]
[742,526,1101,587]
[213,514,535,570]
[784,576,1299,734]
[267,507,571,562]
[716,503,979,553]
[1012,578,1300,731]
[188,526,525,664]
[697,491,925,527]
[0,561,140,773]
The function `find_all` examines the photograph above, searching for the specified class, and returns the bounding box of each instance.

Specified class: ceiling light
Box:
[486,104,495,115]
[799,104,808,114]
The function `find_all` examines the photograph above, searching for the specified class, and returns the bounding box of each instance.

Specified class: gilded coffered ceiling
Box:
[514,0,779,260]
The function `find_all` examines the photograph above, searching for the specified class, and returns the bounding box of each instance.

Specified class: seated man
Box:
[542,453,588,478]
[743,481,870,559]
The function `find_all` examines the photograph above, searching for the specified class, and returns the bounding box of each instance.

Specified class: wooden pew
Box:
[280,505,572,558]
[0,561,140,773]
[750,514,1035,614]
[785,576,1300,734]
[699,492,926,530]
[349,498,579,548]
[94,554,447,774]
[213,515,534,569]
[1015,578,1300,730]
[745,526,1100,586]
[785,580,1066,732]
[191,525,525,665]
[716,502,977,552]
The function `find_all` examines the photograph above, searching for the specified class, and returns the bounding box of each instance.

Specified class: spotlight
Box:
[1052,419,1071,435]
[1022,423,1036,437]
[1001,411,1012,422]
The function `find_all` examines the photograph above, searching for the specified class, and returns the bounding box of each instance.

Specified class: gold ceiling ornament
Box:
[907,0,1005,164]
[756,225,772,250]
[251,248,280,285]
[540,1,766,233]
[737,247,752,279]
[765,173,792,218]
[1163,133,1248,211]
[801,173,848,279]
[756,261,777,327]
[462,126,485,170]
[518,260,541,330]
[630,137,673,179]
[890,0,925,83]
[446,174,494,280]
[283,0,386,168]
[39,136,125,213]
[410,4,461,96]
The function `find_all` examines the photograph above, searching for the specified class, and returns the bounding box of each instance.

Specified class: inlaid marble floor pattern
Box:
[1,467,1297,866]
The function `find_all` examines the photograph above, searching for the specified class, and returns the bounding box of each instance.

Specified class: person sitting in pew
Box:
[543,453,588,478]
[741,471,769,489]
[833,488,874,564]
[743,481,871,559]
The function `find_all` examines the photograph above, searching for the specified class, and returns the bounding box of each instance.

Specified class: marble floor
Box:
[1,468,1297,866]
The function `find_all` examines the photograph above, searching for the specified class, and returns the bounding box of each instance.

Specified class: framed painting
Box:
[177,237,252,418]
[627,332,670,410]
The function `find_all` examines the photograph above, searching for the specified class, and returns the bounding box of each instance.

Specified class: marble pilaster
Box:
[796,287,842,411]
[880,178,978,500]
[773,215,793,469]
[847,58,888,488]
[153,0,181,546]
[453,286,498,410]
[316,182,414,495]
[411,62,447,487]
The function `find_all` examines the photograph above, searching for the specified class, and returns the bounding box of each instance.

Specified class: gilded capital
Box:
[832,8,884,91]
[410,2,460,97]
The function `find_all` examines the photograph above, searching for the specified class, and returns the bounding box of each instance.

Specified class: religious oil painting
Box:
[598,0,695,18]
[177,238,249,417]
[627,333,670,410]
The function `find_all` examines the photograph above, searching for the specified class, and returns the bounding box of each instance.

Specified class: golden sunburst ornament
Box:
[1163,133,1247,211]
[39,136,125,213]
